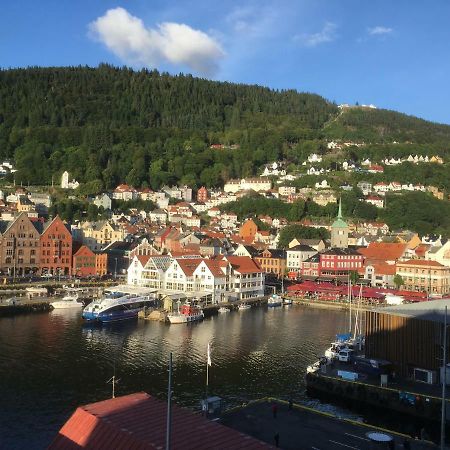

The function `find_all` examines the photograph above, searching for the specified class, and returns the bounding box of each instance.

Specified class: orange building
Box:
[72,245,108,277]
[197,186,208,202]
[39,216,72,276]
[238,219,258,242]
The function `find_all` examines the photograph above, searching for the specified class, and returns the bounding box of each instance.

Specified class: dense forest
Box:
[0,65,335,190]
[1,65,449,193]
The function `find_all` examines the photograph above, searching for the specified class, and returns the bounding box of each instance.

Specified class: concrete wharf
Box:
[220,398,436,449]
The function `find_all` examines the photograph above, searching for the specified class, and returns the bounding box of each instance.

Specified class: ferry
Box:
[268,294,282,307]
[82,285,157,323]
[168,301,204,324]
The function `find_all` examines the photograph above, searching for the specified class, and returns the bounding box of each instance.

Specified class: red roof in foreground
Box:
[49,392,272,450]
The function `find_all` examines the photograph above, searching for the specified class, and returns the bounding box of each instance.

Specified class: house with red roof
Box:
[127,254,151,285]
[126,254,265,302]
[223,255,265,299]
[48,392,271,450]
[358,242,408,265]
[112,184,137,201]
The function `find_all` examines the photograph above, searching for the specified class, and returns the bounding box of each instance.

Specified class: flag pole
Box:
[206,343,211,402]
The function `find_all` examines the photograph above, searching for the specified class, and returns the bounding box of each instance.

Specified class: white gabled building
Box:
[127,255,264,302]
[224,178,271,193]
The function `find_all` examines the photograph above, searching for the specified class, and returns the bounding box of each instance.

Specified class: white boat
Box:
[168,301,204,324]
[82,285,157,323]
[218,307,230,313]
[238,303,251,311]
[52,293,83,309]
[268,294,282,307]
[283,297,293,306]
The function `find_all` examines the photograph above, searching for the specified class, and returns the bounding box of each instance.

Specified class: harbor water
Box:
[0,305,351,449]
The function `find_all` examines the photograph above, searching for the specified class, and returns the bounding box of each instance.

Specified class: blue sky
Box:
[1,0,450,124]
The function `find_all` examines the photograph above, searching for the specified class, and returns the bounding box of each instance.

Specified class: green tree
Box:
[393,274,404,290]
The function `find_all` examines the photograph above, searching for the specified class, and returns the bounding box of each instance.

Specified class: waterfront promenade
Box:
[221,399,436,449]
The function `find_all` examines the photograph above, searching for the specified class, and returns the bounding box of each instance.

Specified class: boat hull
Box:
[268,301,282,307]
[52,301,83,309]
[98,308,140,323]
[168,313,204,324]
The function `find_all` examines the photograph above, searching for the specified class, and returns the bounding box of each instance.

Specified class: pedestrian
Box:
[272,403,278,419]
[274,432,279,448]
[402,439,410,450]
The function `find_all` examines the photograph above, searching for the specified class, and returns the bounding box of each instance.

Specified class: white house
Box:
[286,245,317,273]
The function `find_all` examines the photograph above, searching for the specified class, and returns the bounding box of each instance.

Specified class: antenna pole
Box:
[166,352,173,450]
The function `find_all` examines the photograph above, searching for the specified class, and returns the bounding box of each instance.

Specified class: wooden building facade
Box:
[365,309,447,378]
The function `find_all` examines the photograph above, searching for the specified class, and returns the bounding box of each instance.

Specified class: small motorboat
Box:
[52,293,83,309]
[283,297,293,306]
[218,307,230,313]
[238,303,251,311]
[168,301,204,324]
[268,294,282,307]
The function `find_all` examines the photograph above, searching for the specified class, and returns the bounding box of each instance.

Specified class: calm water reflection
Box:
[0,305,349,449]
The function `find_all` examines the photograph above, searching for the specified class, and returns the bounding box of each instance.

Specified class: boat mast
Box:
[348,274,352,334]
[166,352,173,450]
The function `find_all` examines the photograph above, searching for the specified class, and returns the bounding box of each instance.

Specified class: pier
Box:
[220,398,435,449]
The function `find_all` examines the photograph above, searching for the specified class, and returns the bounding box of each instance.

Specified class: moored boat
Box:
[268,294,282,307]
[282,297,293,306]
[52,293,83,309]
[168,301,204,324]
[238,303,251,310]
[218,306,230,313]
[82,285,157,323]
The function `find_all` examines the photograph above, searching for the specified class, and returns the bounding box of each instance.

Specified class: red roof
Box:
[136,255,151,267]
[49,392,271,450]
[225,256,263,274]
[176,258,201,276]
[358,242,407,262]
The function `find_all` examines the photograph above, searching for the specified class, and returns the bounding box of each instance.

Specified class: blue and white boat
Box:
[268,294,282,307]
[82,285,157,323]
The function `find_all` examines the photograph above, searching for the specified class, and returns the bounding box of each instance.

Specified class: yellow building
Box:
[396,260,450,295]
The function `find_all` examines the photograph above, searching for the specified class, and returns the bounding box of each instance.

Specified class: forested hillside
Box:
[0,65,334,190]
[0,65,449,192]
[324,107,450,144]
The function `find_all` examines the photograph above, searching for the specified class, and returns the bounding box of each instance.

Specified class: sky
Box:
[1,0,450,124]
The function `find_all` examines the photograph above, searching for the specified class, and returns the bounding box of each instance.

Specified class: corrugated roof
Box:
[381,299,450,323]
[49,392,272,450]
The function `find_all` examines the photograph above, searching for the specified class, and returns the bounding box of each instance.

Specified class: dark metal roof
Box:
[381,299,450,324]
[48,392,272,450]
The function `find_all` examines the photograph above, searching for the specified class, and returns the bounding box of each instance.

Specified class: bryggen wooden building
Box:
[365,299,450,380]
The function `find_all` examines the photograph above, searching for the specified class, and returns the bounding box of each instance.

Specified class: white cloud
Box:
[368,26,393,36]
[88,7,225,76]
[293,22,337,47]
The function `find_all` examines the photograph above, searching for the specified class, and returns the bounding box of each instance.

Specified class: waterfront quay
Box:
[306,366,450,441]
[221,398,435,449]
